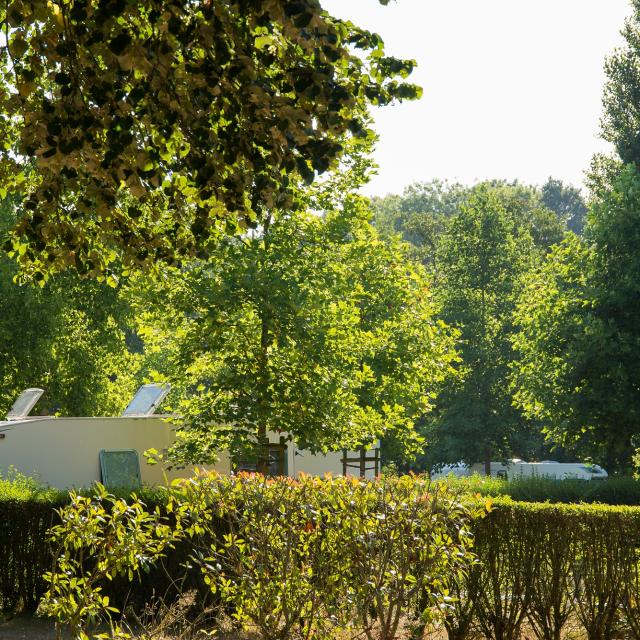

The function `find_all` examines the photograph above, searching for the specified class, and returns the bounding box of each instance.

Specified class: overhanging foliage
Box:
[0,0,421,280]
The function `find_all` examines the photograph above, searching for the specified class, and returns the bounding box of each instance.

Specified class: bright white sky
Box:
[321,0,630,197]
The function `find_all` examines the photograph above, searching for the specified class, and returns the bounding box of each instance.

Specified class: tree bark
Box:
[484,448,492,477]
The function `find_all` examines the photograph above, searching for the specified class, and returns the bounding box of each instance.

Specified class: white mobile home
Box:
[0,386,379,488]
[476,459,608,481]
[432,459,608,481]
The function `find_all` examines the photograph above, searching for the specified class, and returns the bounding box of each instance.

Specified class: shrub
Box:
[185,473,337,640]
[0,469,66,612]
[455,498,640,640]
[40,485,182,640]
[7,471,640,640]
[333,476,480,640]
[0,473,189,616]
[40,473,482,640]
[472,502,534,640]
[438,473,640,505]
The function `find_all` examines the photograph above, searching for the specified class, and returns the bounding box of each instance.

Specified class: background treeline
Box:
[368,0,640,474]
[370,161,640,474]
[3,0,640,476]
[371,178,589,473]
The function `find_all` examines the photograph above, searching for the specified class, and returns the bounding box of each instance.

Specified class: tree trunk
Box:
[484,448,492,477]
[256,212,273,476]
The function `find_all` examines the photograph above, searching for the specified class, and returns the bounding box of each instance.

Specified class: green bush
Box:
[0,471,192,615]
[6,470,640,640]
[40,473,482,640]
[438,473,640,505]
[0,469,66,612]
[448,498,640,640]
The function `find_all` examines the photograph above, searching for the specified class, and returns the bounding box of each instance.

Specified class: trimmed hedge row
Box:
[0,471,66,612]
[441,474,640,505]
[0,499,63,611]
[3,476,640,640]
[0,474,188,613]
[450,498,640,640]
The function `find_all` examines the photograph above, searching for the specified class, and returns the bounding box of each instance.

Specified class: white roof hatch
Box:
[6,388,45,421]
[122,383,171,417]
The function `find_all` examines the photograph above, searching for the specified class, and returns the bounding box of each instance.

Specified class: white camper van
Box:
[0,386,379,488]
[480,459,608,481]
[432,458,608,481]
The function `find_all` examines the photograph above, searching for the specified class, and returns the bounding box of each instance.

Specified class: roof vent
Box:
[122,383,171,417]
[6,388,45,421]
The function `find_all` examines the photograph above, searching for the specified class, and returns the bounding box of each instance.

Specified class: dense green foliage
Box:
[0,0,421,279]
[371,180,469,271]
[133,197,458,466]
[540,177,588,235]
[451,498,640,640]
[0,470,192,615]
[512,169,640,471]
[0,199,140,416]
[425,188,536,471]
[601,0,640,168]
[40,474,481,640]
[370,179,583,471]
[439,474,640,506]
[0,0,635,480]
[371,179,573,269]
[6,473,640,640]
[511,0,640,470]
[0,469,66,612]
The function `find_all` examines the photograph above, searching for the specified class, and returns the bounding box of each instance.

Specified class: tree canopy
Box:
[371,179,569,275]
[511,2,640,471]
[601,0,640,167]
[0,198,138,416]
[540,178,587,235]
[0,0,421,280]
[512,166,640,471]
[422,187,536,471]
[132,197,457,466]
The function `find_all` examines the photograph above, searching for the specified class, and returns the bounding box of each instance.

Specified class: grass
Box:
[0,466,173,504]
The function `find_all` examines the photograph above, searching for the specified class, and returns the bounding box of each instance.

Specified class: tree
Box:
[132,198,458,467]
[483,180,566,251]
[0,0,421,280]
[0,198,139,416]
[601,1,640,168]
[371,180,469,271]
[540,178,588,235]
[371,180,567,280]
[512,167,640,471]
[424,187,536,474]
[511,2,640,472]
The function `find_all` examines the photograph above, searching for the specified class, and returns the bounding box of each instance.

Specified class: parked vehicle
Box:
[432,458,608,481]
[0,386,379,488]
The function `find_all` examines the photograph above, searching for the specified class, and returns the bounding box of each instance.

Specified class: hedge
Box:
[39,474,480,640]
[449,498,640,640]
[0,471,198,613]
[3,474,640,640]
[440,473,640,505]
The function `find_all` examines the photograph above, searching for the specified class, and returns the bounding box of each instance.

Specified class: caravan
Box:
[0,386,379,488]
[432,458,608,481]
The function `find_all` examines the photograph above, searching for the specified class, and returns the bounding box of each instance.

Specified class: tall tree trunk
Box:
[484,448,492,477]
[256,213,273,475]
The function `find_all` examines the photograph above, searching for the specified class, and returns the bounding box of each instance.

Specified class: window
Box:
[6,388,44,420]
[234,443,288,476]
[122,383,170,416]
